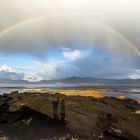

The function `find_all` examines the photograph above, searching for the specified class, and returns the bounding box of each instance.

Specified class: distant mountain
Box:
[0,77,140,85]
[35,76,140,85]
[0,78,29,84]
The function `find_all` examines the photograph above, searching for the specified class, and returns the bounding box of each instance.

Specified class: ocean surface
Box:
[0,83,140,100]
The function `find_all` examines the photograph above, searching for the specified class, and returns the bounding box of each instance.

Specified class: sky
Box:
[0,0,140,81]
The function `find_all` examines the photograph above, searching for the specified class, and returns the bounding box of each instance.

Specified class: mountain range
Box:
[0,76,140,85]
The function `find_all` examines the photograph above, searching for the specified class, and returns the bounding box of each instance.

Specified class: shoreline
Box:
[1,88,140,103]
[25,89,140,102]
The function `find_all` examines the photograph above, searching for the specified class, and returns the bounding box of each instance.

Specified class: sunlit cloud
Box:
[62,48,83,61]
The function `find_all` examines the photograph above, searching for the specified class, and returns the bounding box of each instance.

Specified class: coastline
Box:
[26,89,140,102]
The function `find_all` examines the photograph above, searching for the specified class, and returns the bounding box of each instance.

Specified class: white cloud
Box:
[0,60,79,81]
[62,48,82,61]
[23,59,80,81]
[0,65,15,73]
[0,64,24,80]
[128,69,140,79]
[30,60,65,80]
[24,72,43,82]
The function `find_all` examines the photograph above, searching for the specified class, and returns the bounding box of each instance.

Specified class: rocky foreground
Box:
[0,91,140,140]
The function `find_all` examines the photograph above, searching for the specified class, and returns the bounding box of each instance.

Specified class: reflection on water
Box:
[121,89,140,93]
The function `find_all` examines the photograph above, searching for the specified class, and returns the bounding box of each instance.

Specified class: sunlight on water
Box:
[0,84,140,100]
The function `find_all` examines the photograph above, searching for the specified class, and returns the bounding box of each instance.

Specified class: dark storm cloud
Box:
[0,0,140,55]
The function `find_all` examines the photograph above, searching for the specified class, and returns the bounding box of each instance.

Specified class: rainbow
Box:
[0,16,140,56]
[0,16,44,37]
[93,17,140,56]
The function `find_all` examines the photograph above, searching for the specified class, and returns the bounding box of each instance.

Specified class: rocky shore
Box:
[0,91,140,140]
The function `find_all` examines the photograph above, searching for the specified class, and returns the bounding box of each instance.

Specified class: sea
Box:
[0,83,140,100]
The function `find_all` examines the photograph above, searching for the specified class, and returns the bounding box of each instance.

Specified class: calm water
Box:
[103,92,140,100]
[0,84,140,100]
